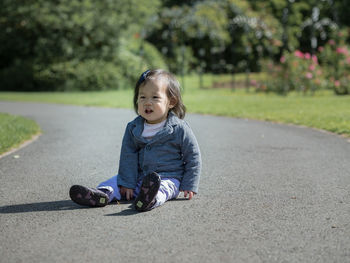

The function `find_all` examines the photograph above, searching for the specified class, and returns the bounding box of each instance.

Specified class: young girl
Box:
[69,69,201,212]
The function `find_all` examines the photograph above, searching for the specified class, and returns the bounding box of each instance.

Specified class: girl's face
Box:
[137,79,175,124]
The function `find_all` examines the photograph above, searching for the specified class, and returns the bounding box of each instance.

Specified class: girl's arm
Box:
[117,123,139,190]
[180,123,202,194]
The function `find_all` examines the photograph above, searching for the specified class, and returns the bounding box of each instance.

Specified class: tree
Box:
[147,0,282,74]
[0,0,161,91]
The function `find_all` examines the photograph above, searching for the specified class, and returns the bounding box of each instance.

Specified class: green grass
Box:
[0,89,134,108]
[0,73,349,141]
[0,113,41,155]
[185,88,350,136]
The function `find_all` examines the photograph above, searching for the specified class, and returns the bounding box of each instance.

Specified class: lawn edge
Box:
[0,132,42,159]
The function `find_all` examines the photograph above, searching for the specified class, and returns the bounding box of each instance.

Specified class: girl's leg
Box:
[152,178,180,209]
[98,175,144,202]
[70,174,135,207]
[97,175,121,202]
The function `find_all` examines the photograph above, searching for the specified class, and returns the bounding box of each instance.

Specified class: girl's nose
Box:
[144,98,152,105]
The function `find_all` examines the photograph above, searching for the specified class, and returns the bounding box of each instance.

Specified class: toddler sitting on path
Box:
[69,69,201,212]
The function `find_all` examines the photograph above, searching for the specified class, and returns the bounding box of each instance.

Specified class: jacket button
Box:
[146,145,151,151]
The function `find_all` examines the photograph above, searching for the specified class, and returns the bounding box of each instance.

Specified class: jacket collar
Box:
[131,111,179,144]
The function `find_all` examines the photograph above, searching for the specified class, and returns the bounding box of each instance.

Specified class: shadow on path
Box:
[0,198,191,215]
[105,208,139,217]
[104,201,138,216]
[0,200,85,214]
[104,198,188,216]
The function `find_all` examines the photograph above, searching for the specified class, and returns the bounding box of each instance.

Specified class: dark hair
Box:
[133,69,186,119]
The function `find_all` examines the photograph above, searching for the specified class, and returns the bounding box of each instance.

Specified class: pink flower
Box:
[309,64,316,71]
[250,79,257,86]
[334,80,340,87]
[328,39,336,45]
[304,53,311,59]
[280,56,286,63]
[311,55,318,64]
[336,47,348,55]
[294,50,304,58]
[305,72,313,79]
[318,46,324,52]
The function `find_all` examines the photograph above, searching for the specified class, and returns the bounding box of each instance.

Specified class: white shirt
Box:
[141,119,167,140]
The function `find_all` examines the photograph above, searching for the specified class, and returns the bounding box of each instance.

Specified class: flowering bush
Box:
[317,37,350,95]
[260,50,324,94]
[259,31,350,95]
[286,50,324,93]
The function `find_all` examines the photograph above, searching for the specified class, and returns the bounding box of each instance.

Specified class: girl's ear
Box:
[169,97,177,109]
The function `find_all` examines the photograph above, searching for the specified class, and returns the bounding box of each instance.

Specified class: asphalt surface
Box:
[0,101,349,263]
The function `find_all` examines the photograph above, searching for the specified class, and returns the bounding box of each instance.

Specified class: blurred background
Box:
[1,0,349,95]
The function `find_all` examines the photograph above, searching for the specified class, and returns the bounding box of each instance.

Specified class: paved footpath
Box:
[0,101,349,263]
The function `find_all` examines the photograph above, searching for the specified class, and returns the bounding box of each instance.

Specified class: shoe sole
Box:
[134,173,161,211]
[69,185,108,207]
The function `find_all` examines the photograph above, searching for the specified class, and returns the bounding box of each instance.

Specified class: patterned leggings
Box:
[97,174,180,209]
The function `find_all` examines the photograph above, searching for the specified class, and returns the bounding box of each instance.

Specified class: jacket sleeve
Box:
[179,123,202,193]
[117,123,139,189]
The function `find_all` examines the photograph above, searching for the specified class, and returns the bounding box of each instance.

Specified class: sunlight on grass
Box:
[185,88,350,136]
[0,73,349,137]
[0,113,40,154]
[0,90,134,108]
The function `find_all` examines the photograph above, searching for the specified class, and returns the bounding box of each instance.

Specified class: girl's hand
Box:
[183,190,194,200]
[120,186,134,201]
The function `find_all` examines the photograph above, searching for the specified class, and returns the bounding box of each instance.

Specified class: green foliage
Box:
[228,0,283,72]
[1,76,349,137]
[248,0,307,52]
[0,0,160,91]
[0,62,36,91]
[36,60,127,91]
[147,0,285,73]
[260,51,323,94]
[147,0,234,74]
[1,0,350,91]
[259,31,350,96]
[116,38,168,85]
[318,31,350,95]
[31,38,168,91]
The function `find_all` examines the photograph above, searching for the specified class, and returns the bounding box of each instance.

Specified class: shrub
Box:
[260,51,323,95]
[0,0,161,91]
[318,37,350,95]
[33,39,168,91]
[260,35,350,96]
[114,38,168,87]
[0,62,36,91]
[36,60,128,91]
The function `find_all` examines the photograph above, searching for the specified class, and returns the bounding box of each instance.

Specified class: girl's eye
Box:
[153,96,159,99]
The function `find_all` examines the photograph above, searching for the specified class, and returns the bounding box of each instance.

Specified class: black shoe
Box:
[134,172,161,212]
[69,185,109,207]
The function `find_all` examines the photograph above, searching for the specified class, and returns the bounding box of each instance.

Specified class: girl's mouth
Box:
[145,109,153,114]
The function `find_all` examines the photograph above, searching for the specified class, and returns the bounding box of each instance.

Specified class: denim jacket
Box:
[117,112,201,193]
